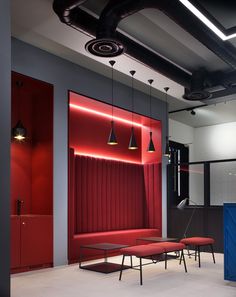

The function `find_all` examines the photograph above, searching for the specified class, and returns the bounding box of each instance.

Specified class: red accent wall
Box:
[11,72,53,272]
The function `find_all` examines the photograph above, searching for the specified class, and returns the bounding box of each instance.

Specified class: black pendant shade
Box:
[147,131,155,152]
[12,120,27,141]
[147,79,155,152]
[164,137,171,157]
[107,60,118,145]
[107,120,118,145]
[128,127,138,150]
[164,87,170,157]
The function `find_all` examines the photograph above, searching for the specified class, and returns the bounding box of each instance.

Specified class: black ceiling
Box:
[53,0,236,103]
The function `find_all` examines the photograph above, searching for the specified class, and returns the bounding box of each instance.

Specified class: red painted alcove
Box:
[69,92,162,164]
[11,72,53,272]
[68,92,163,262]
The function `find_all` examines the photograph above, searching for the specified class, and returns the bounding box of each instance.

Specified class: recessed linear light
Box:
[70,103,143,128]
[179,0,236,41]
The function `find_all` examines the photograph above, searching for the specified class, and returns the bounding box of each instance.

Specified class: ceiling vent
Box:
[183,69,212,101]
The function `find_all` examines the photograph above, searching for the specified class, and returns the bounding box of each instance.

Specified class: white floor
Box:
[11,253,236,297]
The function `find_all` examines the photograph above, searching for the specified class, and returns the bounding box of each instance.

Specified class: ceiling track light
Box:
[12,81,27,142]
[107,60,118,145]
[147,79,155,153]
[163,87,171,158]
[128,70,138,150]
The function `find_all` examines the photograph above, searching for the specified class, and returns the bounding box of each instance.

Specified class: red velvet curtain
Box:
[74,155,145,233]
[143,163,162,229]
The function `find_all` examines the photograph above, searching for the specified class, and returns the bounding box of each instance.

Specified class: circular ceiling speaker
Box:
[183,90,212,101]
[85,38,125,57]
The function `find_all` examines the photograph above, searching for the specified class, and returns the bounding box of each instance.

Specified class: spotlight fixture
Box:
[128,70,138,150]
[191,109,196,115]
[12,81,27,141]
[163,87,171,157]
[147,79,155,153]
[107,60,118,145]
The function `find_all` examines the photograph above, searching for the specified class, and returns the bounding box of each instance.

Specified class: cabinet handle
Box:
[22,222,26,225]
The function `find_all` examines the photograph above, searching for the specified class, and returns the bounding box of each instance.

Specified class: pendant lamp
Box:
[147,79,155,152]
[163,87,171,157]
[12,81,27,141]
[128,70,138,150]
[107,60,118,145]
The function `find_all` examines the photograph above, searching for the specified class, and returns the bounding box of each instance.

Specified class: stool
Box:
[180,237,215,267]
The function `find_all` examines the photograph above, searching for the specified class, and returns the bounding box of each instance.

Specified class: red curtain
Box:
[74,155,145,233]
[143,163,162,229]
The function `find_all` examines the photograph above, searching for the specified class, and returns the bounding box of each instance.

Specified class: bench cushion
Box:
[120,244,165,257]
[180,237,214,246]
[151,242,185,252]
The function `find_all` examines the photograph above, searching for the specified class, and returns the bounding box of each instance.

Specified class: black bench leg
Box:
[119,255,125,281]
[179,250,183,265]
[181,250,187,273]
[139,257,143,286]
[195,246,197,261]
[210,244,216,264]
[187,246,191,258]
[198,246,201,268]
[165,253,167,269]
[130,256,133,268]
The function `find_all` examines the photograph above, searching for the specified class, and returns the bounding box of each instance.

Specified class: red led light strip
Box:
[70,103,143,128]
[75,151,142,164]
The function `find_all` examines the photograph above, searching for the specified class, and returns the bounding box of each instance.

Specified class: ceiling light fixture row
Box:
[107,60,158,152]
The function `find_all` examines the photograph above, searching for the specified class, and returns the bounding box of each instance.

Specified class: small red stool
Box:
[180,237,215,267]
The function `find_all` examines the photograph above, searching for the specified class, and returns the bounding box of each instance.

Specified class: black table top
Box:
[137,237,178,242]
[80,243,129,250]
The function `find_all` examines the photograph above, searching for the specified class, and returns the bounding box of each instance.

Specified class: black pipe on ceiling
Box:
[53,0,192,88]
[88,0,236,70]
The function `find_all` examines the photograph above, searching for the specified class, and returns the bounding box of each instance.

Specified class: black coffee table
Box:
[79,243,130,273]
[136,237,178,244]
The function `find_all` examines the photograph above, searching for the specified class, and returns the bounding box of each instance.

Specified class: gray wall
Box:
[12,38,168,265]
[0,1,11,296]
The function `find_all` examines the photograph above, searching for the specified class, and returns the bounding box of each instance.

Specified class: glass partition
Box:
[210,161,236,205]
[189,164,204,206]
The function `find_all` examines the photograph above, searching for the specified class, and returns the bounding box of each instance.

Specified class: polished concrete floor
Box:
[11,253,236,297]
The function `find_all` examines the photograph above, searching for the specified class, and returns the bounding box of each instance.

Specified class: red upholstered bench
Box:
[69,229,161,263]
[180,237,215,267]
[119,242,187,285]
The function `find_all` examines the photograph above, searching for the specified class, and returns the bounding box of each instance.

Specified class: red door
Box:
[20,215,53,267]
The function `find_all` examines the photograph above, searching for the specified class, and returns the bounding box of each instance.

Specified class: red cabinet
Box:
[11,215,53,272]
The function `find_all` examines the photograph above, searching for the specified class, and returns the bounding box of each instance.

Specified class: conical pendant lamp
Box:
[147,79,155,152]
[163,87,171,157]
[128,70,138,150]
[107,60,118,145]
[12,81,27,141]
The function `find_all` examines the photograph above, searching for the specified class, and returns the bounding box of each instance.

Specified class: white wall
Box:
[194,122,236,161]
[169,119,194,161]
